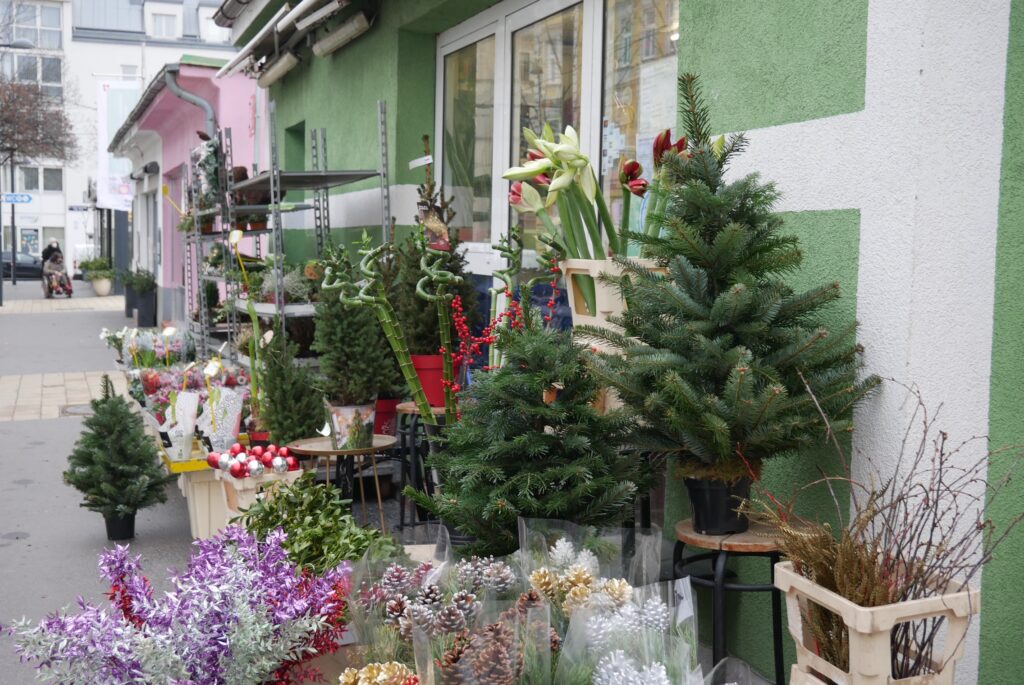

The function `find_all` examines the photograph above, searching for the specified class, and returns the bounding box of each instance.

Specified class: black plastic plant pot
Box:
[124,284,136,318]
[104,513,136,541]
[684,477,752,535]
[423,417,447,457]
[136,291,157,328]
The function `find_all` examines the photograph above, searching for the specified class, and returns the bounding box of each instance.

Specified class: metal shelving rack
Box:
[183,100,391,365]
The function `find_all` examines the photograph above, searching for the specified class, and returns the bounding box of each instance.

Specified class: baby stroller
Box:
[42,253,73,298]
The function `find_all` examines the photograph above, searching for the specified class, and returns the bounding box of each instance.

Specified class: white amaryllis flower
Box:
[99,328,110,341]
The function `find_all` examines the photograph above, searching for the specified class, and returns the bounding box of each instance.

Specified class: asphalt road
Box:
[0,280,193,684]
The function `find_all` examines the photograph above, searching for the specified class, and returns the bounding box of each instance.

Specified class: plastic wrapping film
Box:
[196,386,243,451]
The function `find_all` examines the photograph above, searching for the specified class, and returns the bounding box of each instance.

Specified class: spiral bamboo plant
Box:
[487,226,524,369]
[415,243,460,426]
[322,234,437,427]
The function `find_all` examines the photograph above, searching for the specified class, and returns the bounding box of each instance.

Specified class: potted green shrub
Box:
[132,269,158,327]
[583,75,878,535]
[63,375,172,540]
[119,269,135,318]
[82,257,114,297]
[314,247,400,448]
[407,310,645,555]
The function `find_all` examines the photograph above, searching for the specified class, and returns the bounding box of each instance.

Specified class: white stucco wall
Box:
[723,2,1011,681]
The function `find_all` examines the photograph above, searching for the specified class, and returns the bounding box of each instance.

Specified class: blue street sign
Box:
[1,193,31,204]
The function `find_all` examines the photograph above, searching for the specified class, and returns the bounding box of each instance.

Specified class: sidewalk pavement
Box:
[0,277,193,684]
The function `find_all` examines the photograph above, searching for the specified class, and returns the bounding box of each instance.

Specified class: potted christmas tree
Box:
[584,74,878,535]
[407,310,645,555]
[261,324,327,446]
[314,246,401,448]
[63,375,172,540]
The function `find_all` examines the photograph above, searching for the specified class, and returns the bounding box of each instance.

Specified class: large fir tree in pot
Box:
[63,375,172,540]
[408,310,645,556]
[583,74,879,535]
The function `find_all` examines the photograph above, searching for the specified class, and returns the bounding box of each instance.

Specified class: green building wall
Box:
[980,0,1024,681]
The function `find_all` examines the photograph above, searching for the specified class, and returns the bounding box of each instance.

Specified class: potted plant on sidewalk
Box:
[261,323,327,446]
[63,375,172,540]
[82,257,114,297]
[314,246,400,448]
[119,269,135,318]
[583,74,878,535]
[131,269,158,327]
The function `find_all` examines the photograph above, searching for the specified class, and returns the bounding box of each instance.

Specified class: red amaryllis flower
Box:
[509,181,524,207]
[533,173,552,187]
[626,178,650,197]
[619,158,642,184]
[526,148,545,161]
[653,129,688,167]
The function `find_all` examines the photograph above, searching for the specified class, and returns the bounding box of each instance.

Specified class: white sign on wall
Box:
[96,80,142,212]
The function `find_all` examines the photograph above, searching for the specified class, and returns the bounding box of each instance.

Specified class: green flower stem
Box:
[620,191,632,238]
[592,182,620,256]
[569,184,604,259]
[557,192,590,260]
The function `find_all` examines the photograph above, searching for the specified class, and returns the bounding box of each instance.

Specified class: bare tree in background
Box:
[0,76,77,163]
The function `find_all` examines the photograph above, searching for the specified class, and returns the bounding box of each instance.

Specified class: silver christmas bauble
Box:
[271,456,288,474]
[247,460,265,478]
[217,453,232,471]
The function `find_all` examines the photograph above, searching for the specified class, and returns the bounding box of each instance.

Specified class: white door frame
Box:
[435,0,604,276]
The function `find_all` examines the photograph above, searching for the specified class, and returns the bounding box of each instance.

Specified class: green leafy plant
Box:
[63,375,172,517]
[583,74,879,482]
[408,311,644,555]
[177,214,195,233]
[234,472,400,573]
[260,323,327,444]
[314,246,402,405]
[130,269,157,294]
[81,257,114,281]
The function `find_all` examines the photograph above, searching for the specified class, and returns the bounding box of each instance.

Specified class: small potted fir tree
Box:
[261,324,327,446]
[63,375,172,540]
[584,75,878,535]
[314,247,401,448]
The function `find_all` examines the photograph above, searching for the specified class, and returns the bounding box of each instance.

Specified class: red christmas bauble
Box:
[206,452,221,468]
[260,454,274,467]
[250,446,264,458]
[230,442,244,455]
[285,456,299,471]
[278,446,291,458]
[229,461,247,479]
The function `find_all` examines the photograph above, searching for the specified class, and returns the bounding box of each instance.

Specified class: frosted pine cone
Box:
[411,561,435,588]
[563,584,593,613]
[434,605,468,634]
[455,556,488,592]
[639,597,670,631]
[381,563,413,594]
[529,568,560,601]
[598,578,633,607]
[575,547,600,575]
[419,583,444,610]
[593,650,641,685]
[452,590,479,623]
[482,561,517,594]
[559,564,595,593]
[406,602,435,634]
[359,582,390,611]
[385,596,409,625]
[548,538,576,569]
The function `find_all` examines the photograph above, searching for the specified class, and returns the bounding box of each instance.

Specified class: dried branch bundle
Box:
[744,381,1024,679]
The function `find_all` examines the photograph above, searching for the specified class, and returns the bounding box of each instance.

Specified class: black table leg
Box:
[770,552,786,684]
[712,549,729,666]
[397,415,410,529]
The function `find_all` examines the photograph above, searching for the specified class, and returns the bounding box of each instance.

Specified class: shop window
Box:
[19,166,38,191]
[42,167,61,191]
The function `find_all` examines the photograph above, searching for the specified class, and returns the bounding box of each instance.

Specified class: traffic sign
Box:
[1,193,31,204]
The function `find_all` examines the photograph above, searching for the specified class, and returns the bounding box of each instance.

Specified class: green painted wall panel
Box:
[677,0,868,132]
[666,209,861,677]
[979,0,1024,681]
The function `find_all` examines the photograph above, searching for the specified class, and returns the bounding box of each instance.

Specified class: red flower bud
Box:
[508,181,523,207]
[653,130,688,168]
[627,178,650,197]
[527,148,545,161]
[533,173,552,187]
[619,158,642,184]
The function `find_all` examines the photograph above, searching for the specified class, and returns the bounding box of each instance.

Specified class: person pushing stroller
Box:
[42,242,72,298]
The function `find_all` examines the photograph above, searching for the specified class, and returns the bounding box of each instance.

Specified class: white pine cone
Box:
[381,563,413,594]
[406,602,436,635]
[419,583,444,610]
[482,561,517,594]
[384,596,409,625]
[593,650,642,685]
[639,597,670,632]
[452,590,478,622]
[433,605,468,634]
[548,538,576,570]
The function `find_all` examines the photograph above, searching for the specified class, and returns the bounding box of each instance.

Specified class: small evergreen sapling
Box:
[408,311,643,556]
[583,74,879,482]
[261,325,327,445]
[63,375,172,518]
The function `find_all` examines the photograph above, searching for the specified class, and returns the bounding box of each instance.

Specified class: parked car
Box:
[1,251,43,279]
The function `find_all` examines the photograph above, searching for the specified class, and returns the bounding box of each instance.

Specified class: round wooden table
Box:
[287,434,398,532]
[674,519,787,684]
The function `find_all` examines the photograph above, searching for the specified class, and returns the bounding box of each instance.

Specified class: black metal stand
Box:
[674,543,786,684]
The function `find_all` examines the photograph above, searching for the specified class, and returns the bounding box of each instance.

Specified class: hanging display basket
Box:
[561,258,665,332]
[774,561,979,685]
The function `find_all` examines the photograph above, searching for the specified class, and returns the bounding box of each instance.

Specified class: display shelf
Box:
[232,169,379,193]
[233,299,316,317]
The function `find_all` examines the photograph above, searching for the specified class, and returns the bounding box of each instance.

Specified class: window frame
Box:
[12,1,62,50]
[42,166,62,192]
[434,0,603,275]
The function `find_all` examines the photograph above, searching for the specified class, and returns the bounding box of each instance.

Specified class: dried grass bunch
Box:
[743,381,1023,679]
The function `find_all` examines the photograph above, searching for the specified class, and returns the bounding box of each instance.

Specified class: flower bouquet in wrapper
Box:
[518,518,663,633]
[138,389,201,461]
[553,580,702,685]
[411,589,557,685]
[197,385,245,451]
[7,526,353,685]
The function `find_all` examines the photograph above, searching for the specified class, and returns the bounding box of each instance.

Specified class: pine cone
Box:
[385,596,409,625]
[381,564,413,594]
[559,564,594,593]
[358,582,390,612]
[469,622,523,685]
[419,583,444,610]
[529,568,560,601]
[548,626,562,653]
[482,561,516,594]
[452,590,479,623]
[598,578,632,607]
[406,602,436,636]
[455,556,487,592]
[412,561,435,588]
[438,631,473,685]
[563,584,592,614]
[434,605,468,634]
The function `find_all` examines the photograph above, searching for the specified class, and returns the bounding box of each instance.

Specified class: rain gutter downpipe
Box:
[164,64,217,140]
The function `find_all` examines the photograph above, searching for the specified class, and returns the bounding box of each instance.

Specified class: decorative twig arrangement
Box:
[744,379,1024,677]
